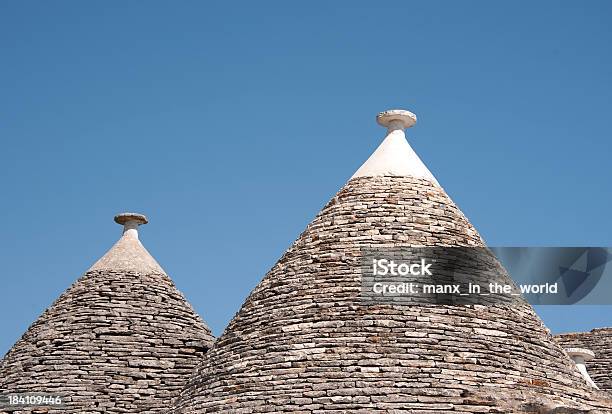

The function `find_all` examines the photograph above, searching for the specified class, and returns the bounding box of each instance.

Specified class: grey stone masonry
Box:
[556,328,612,393]
[0,267,214,413]
[169,176,612,413]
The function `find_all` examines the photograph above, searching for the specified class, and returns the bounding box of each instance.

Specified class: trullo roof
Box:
[169,110,611,413]
[0,213,214,413]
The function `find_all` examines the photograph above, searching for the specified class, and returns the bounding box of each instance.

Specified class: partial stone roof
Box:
[0,213,214,413]
[169,110,611,413]
[556,327,612,393]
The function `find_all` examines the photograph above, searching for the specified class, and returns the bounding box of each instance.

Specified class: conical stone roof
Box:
[0,213,214,413]
[169,110,612,413]
[556,328,612,393]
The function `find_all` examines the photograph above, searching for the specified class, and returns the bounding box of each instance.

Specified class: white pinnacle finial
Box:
[351,109,438,184]
[565,348,599,389]
[88,212,164,274]
[114,212,148,240]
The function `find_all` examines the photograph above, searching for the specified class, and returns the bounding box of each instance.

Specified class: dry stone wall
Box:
[169,176,612,413]
[0,269,214,414]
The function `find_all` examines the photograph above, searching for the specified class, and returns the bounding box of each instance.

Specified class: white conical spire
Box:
[351,109,439,185]
[89,212,165,274]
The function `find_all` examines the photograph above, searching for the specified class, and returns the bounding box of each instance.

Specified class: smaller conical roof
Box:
[0,213,214,413]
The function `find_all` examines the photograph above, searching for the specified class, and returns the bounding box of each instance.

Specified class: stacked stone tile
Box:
[0,213,214,413]
[169,110,612,413]
[556,328,612,393]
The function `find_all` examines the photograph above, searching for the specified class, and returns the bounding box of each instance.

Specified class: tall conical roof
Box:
[0,213,214,413]
[556,328,612,393]
[170,110,611,413]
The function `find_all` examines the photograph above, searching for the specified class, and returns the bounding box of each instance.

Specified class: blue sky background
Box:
[1,1,611,356]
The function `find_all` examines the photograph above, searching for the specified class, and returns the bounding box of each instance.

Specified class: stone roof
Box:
[0,213,214,413]
[556,328,612,394]
[168,110,612,413]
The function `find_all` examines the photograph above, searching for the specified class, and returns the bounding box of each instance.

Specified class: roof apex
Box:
[351,109,439,184]
[88,213,165,274]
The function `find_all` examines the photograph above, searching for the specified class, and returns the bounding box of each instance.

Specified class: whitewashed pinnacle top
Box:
[89,213,165,274]
[351,109,439,184]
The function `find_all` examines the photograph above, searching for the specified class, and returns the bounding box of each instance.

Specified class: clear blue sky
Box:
[1,1,611,356]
